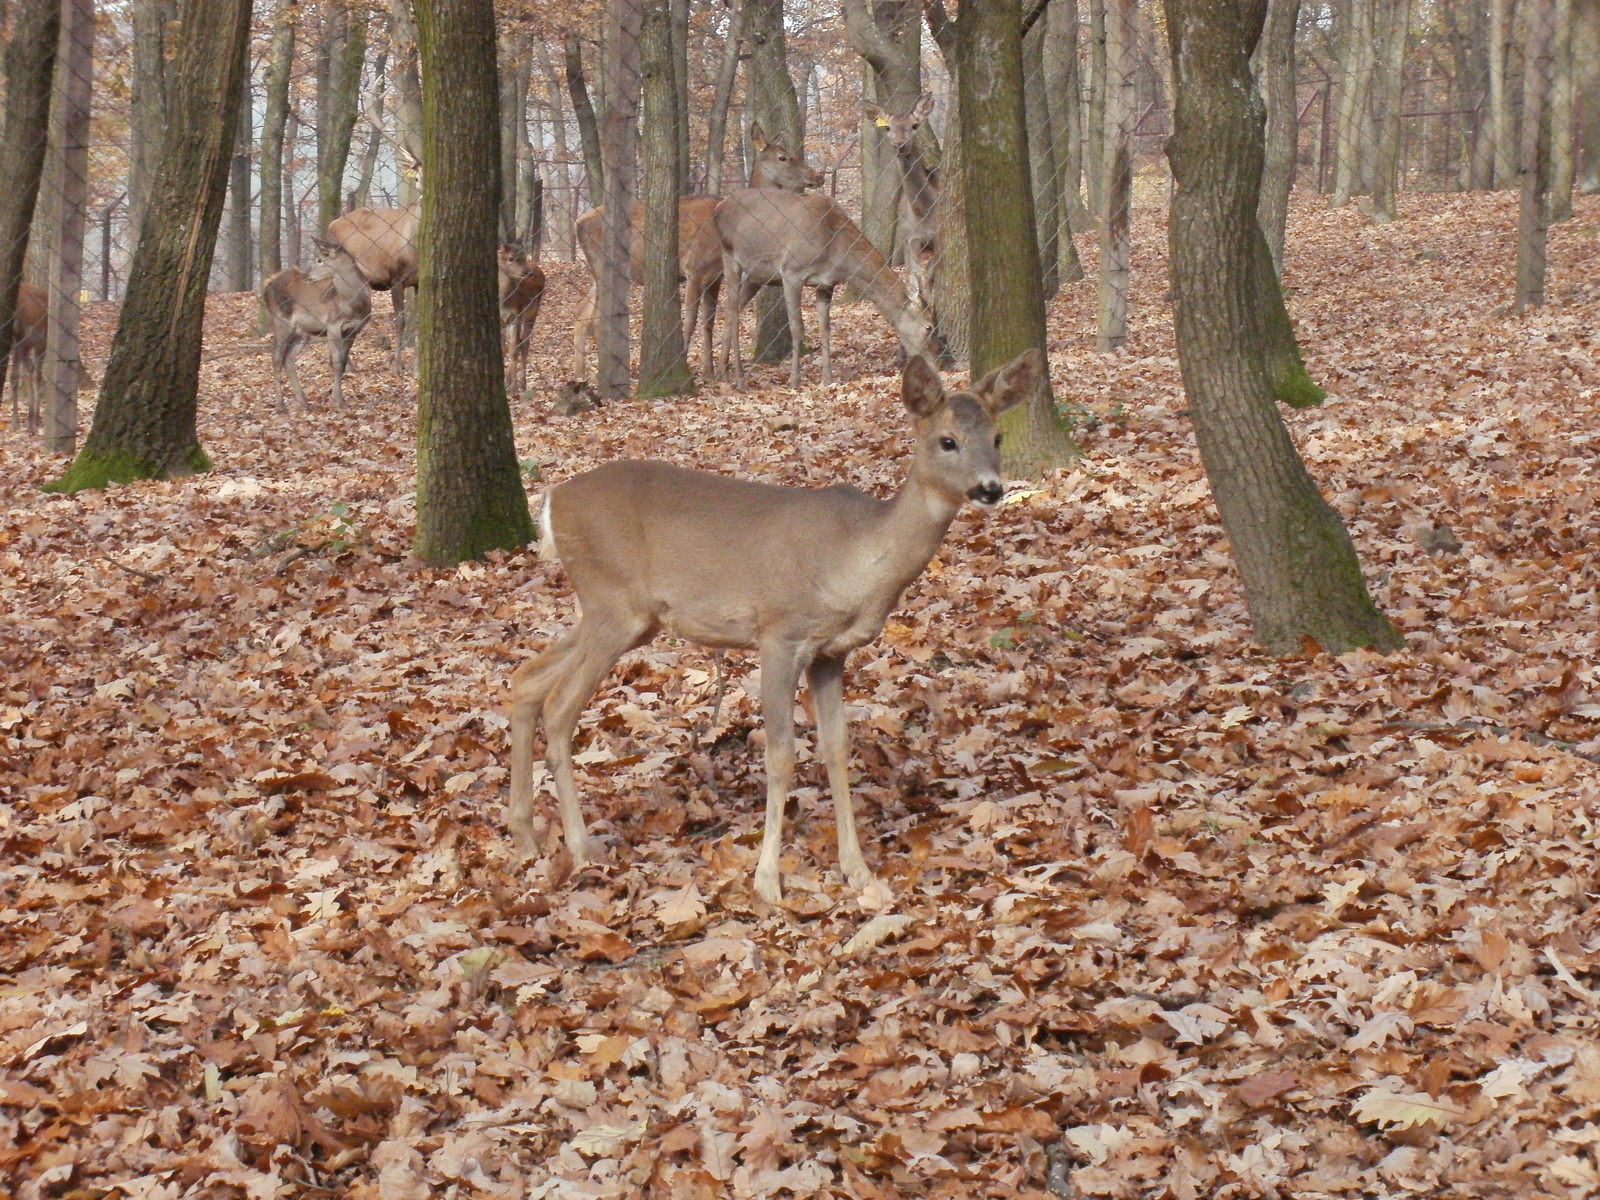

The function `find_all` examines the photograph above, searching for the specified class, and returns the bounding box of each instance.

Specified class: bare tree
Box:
[596,0,643,399]
[1549,0,1576,219]
[1255,0,1299,271]
[744,0,805,363]
[844,0,923,257]
[638,0,691,397]
[127,0,169,243]
[228,76,253,290]
[391,0,424,205]
[1165,0,1400,655]
[566,34,605,207]
[1332,0,1376,205]
[46,0,253,493]
[44,0,93,454]
[703,0,744,195]
[1489,0,1515,188]
[259,0,296,281]
[1045,0,1087,226]
[411,0,534,564]
[317,0,369,230]
[1577,0,1600,190]
[1024,17,1061,297]
[1097,0,1135,351]
[1370,0,1412,222]
[1517,0,1556,310]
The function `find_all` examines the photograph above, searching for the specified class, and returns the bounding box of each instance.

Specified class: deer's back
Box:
[715,191,882,288]
[575,197,722,285]
[328,204,420,288]
[548,459,888,650]
[11,282,46,362]
[262,267,370,332]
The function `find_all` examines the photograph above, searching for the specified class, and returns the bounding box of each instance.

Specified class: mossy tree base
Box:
[43,444,211,494]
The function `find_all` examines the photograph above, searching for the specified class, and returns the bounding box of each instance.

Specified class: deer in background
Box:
[715,185,935,388]
[499,245,545,401]
[261,238,372,414]
[569,125,822,385]
[507,350,1037,902]
[327,201,418,376]
[865,93,939,312]
[6,281,47,432]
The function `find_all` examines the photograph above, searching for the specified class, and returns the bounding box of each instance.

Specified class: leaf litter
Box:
[1,191,1599,1197]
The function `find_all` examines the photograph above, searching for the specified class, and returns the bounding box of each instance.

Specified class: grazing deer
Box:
[499,245,545,401]
[716,186,935,388]
[507,349,1039,903]
[6,282,47,432]
[569,124,822,383]
[261,237,372,414]
[865,93,939,310]
[326,201,419,376]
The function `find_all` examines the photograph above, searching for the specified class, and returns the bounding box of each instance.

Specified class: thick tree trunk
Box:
[845,0,922,259]
[671,0,691,193]
[0,0,58,405]
[44,0,92,454]
[1577,0,1600,190]
[1097,0,1135,351]
[127,0,168,245]
[46,0,252,493]
[597,0,642,398]
[1164,0,1400,656]
[1023,19,1061,298]
[744,0,804,363]
[259,0,295,281]
[1370,0,1411,222]
[318,0,369,231]
[1332,0,1376,205]
[1517,0,1556,310]
[638,0,692,398]
[284,109,303,266]
[703,0,744,194]
[565,34,605,207]
[228,81,253,291]
[1256,0,1299,272]
[1549,0,1576,218]
[956,0,1077,475]
[1086,0,1107,217]
[391,0,424,204]
[1490,0,1515,188]
[411,0,534,564]
[500,29,528,245]
[925,0,970,365]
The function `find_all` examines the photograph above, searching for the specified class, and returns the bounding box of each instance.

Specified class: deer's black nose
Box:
[968,481,1003,506]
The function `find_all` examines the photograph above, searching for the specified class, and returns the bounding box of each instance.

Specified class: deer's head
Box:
[749,122,825,191]
[867,93,935,151]
[903,349,1040,507]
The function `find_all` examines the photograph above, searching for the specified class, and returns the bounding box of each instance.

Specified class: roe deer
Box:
[715,188,935,388]
[6,281,47,432]
[569,124,822,383]
[508,349,1040,903]
[261,238,372,414]
[499,245,545,401]
[865,93,939,309]
[327,201,419,376]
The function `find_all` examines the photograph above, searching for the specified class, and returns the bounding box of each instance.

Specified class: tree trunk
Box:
[46,0,252,493]
[744,0,804,363]
[228,78,253,291]
[536,40,577,253]
[318,0,368,230]
[42,0,92,453]
[1370,0,1411,222]
[1490,0,1515,188]
[284,108,303,266]
[956,0,1077,475]
[391,0,424,204]
[845,0,922,259]
[925,0,970,364]
[671,0,691,193]
[704,0,744,194]
[259,0,295,281]
[1023,18,1061,298]
[350,39,389,211]
[565,33,605,207]
[127,0,168,245]
[1332,0,1376,205]
[639,0,692,398]
[1046,0,1087,226]
[1549,0,1576,218]
[500,29,527,245]
[1517,0,1556,310]
[1097,0,1135,351]
[1086,0,1107,217]
[410,0,533,564]
[1577,0,1600,190]
[1164,0,1400,656]
[597,0,642,399]
[1255,0,1298,271]
[0,0,58,406]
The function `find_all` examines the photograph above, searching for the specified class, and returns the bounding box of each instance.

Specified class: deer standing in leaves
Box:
[6,281,47,432]
[260,238,372,413]
[498,245,545,402]
[866,93,939,312]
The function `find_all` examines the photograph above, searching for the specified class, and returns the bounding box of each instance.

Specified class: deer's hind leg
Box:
[508,633,581,858]
[539,610,654,867]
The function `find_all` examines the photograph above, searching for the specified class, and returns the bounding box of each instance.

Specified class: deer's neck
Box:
[864,468,962,601]
[894,145,937,219]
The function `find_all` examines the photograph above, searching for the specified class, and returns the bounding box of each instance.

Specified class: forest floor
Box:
[3,190,1600,1199]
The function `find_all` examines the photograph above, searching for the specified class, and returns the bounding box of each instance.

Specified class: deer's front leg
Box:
[806,654,874,892]
[754,643,806,903]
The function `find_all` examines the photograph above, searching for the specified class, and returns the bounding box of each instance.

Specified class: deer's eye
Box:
[778,155,788,161]
[939,436,958,452]
[994,433,1003,449]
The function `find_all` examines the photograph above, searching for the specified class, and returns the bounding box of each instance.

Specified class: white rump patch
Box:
[537,494,558,560]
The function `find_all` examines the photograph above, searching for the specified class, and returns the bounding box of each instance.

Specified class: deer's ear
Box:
[902,355,944,417]
[913,93,935,122]
[750,122,768,151]
[972,348,1042,416]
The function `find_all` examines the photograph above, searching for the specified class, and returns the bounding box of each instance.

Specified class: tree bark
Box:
[317,0,368,231]
[1023,18,1061,298]
[671,0,691,194]
[536,40,577,253]
[500,28,528,245]
[43,0,92,454]
[1577,0,1600,190]
[1045,0,1087,225]
[391,0,424,205]
[638,0,692,397]
[845,0,923,259]
[228,76,253,290]
[1164,0,1401,656]
[1517,0,1556,310]
[1332,0,1376,205]
[925,0,970,365]
[956,0,1077,474]
[1255,0,1299,271]
[744,0,804,363]
[127,0,168,245]
[259,0,295,281]
[1548,0,1575,219]
[565,33,605,208]
[350,38,389,211]
[1489,0,1515,188]
[597,0,642,398]
[0,0,58,406]
[704,0,744,194]
[411,0,534,564]
[46,0,252,493]
[1369,0,1411,222]
[1097,0,1134,351]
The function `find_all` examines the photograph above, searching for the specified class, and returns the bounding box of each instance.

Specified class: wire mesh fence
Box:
[0,0,1590,439]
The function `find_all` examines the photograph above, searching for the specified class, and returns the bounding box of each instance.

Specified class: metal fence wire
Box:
[0,0,1586,436]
